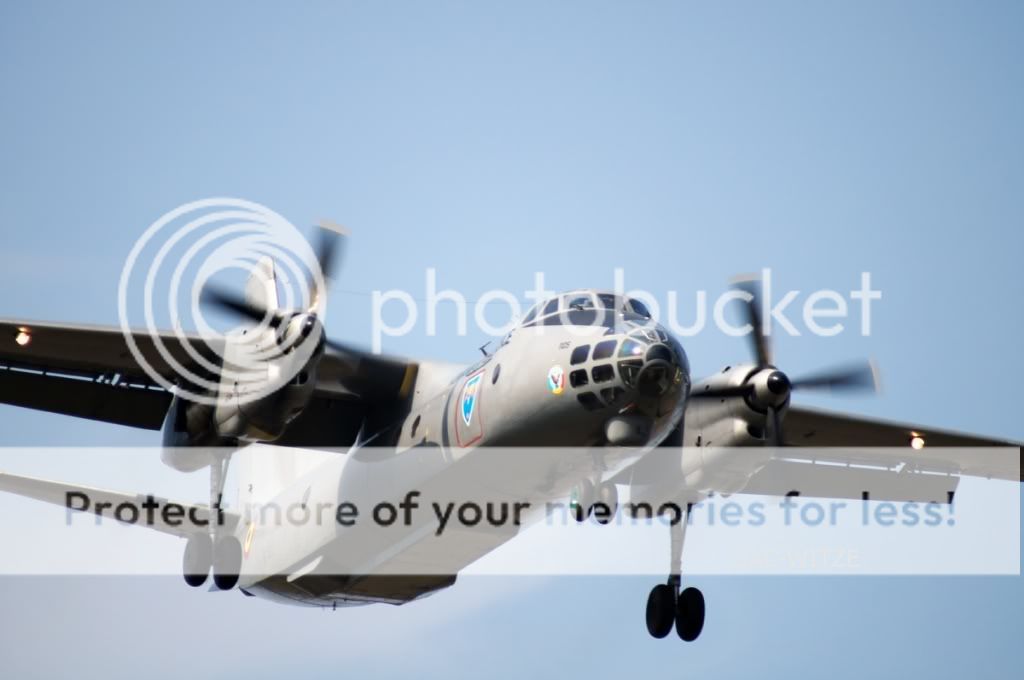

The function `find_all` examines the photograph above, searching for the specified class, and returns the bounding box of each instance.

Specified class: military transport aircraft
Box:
[0,227,1020,642]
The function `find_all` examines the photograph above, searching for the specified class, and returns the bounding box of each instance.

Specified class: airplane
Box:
[0,227,1020,642]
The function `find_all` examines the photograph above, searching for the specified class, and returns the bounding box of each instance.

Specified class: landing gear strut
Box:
[645,508,705,641]
[209,453,241,590]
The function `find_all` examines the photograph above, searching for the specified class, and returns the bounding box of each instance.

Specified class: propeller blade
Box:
[766,406,784,446]
[790,360,880,394]
[731,277,772,369]
[323,336,410,373]
[201,286,286,328]
[309,220,349,308]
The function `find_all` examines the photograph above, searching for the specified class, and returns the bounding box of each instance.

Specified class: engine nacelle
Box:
[212,313,325,443]
[161,394,226,471]
[213,360,320,442]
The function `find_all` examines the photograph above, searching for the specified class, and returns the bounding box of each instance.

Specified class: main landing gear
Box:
[182,454,242,590]
[646,509,705,641]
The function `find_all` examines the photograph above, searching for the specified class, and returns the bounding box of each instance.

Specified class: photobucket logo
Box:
[117,198,325,406]
[370,268,881,351]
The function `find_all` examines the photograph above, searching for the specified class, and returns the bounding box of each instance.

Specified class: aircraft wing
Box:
[781,406,1021,480]
[0,318,415,445]
[739,406,1021,502]
[0,469,239,538]
[0,319,223,430]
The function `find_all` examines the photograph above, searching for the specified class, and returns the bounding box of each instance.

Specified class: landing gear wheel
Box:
[213,535,242,591]
[570,479,594,522]
[675,586,705,642]
[593,483,618,525]
[645,584,676,638]
[182,533,212,588]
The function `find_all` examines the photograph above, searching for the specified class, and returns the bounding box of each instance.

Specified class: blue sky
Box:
[0,1,1021,677]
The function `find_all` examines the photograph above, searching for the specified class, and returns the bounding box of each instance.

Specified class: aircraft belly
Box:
[245,572,457,607]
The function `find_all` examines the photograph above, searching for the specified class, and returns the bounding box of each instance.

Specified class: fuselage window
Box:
[601,387,625,405]
[592,364,615,383]
[618,359,642,387]
[570,369,589,387]
[592,340,617,360]
[492,364,501,384]
[570,345,590,365]
[619,338,645,358]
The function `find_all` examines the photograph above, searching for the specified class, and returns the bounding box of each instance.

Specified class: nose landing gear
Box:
[646,507,705,641]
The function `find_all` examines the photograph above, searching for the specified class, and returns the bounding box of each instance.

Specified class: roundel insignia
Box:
[243,522,256,559]
[547,365,565,395]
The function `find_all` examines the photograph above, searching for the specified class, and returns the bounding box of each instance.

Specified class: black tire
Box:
[593,483,618,525]
[570,479,594,522]
[646,584,675,638]
[675,586,705,642]
[213,535,242,590]
[182,533,212,588]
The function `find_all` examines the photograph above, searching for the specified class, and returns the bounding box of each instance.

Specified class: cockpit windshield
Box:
[519,291,652,327]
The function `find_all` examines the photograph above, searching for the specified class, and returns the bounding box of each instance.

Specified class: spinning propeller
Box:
[690,277,880,445]
[200,221,380,367]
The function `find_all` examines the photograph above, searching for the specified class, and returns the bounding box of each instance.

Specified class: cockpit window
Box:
[565,295,594,311]
[628,298,652,318]
[520,291,648,329]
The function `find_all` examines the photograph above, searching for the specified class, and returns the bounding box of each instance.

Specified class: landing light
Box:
[910,434,925,450]
[14,328,31,347]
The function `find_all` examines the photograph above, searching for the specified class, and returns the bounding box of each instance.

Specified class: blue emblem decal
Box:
[461,372,483,427]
